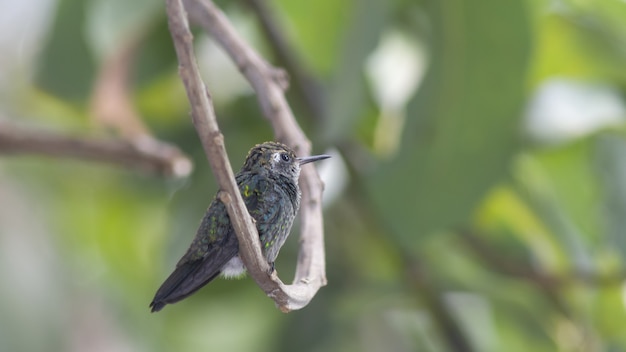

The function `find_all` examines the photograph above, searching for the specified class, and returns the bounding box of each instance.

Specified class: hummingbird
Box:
[150,141,330,312]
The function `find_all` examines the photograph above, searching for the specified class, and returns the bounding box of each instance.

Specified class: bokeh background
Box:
[1,0,626,351]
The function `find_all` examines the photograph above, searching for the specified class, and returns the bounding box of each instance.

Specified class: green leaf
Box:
[533,139,602,244]
[323,0,392,142]
[368,0,531,244]
[595,134,626,259]
[36,0,95,102]
[512,154,593,273]
[273,0,353,75]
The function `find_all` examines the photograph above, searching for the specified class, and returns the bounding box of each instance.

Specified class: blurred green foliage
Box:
[2,0,626,351]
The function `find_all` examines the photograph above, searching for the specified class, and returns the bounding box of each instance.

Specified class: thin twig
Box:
[243,0,325,121]
[90,34,149,138]
[176,0,328,311]
[0,120,192,177]
[459,229,626,288]
[406,257,475,352]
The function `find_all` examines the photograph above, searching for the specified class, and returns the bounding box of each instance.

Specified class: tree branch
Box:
[406,257,475,352]
[165,0,268,292]
[0,120,192,177]
[89,32,150,138]
[170,0,327,311]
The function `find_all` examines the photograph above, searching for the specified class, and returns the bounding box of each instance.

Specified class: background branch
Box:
[0,23,194,178]
[459,229,626,288]
[174,0,328,311]
[89,33,150,138]
[406,257,475,352]
[0,120,192,177]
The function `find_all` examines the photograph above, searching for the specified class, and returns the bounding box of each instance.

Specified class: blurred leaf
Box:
[528,0,626,87]
[273,0,352,75]
[85,0,163,57]
[19,88,89,129]
[532,139,601,243]
[161,294,280,352]
[133,17,178,87]
[368,0,531,245]
[513,154,593,273]
[36,0,95,101]
[323,0,393,142]
[475,185,566,272]
[592,285,626,345]
[136,71,188,129]
[594,134,626,259]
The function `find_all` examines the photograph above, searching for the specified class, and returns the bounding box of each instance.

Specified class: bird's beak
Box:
[297,154,331,165]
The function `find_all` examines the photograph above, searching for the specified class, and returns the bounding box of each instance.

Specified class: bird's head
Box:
[241,141,330,181]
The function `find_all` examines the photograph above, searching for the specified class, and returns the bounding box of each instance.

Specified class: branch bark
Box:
[0,120,192,177]
[168,0,327,311]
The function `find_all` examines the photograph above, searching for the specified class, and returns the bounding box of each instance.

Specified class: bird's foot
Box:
[268,262,275,275]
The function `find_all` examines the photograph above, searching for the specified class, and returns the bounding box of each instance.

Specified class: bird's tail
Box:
[149,260,221,312]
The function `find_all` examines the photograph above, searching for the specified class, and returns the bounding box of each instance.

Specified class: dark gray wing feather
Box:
[150,173,266,312]
[149,235,238,312]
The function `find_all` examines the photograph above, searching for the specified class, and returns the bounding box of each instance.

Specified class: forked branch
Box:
[166,0,327,312]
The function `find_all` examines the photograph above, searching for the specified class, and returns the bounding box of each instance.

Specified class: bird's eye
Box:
[280,153,290,162]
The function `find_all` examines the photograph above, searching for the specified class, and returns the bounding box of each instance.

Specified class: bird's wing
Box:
[237,175,279,245]
[238,173,267,217]
[238,174,294,264]
[150,199,239,312]
[150,174,276,312]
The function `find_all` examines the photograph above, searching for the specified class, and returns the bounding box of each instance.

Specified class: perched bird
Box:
[150,141,330,312]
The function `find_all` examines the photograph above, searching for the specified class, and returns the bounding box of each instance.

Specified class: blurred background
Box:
[1,0,626,351]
